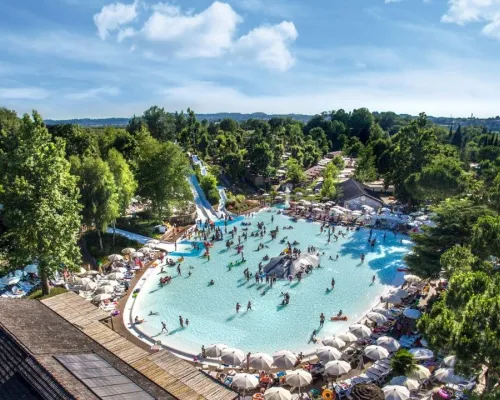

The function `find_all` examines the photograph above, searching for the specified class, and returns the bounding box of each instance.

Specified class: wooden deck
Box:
[42,292,237,400]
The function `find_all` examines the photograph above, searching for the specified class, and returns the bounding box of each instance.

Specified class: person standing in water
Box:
[236,303,241,313]
[161,322,168,333]
[247,301,252,311]
[331,278,336,289]
[372,275,376,283]
[319,313,325,327]
[179,315,184,328]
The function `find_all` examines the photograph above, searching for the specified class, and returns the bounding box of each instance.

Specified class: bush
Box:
[29,286,67,300]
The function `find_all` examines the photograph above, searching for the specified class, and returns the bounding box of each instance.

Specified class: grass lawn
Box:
[84,231,142,265]
[29,286,67,300]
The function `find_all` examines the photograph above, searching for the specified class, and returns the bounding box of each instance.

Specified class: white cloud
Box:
[142,1,241,58]
[0,87,50,100]
[385,0,402,3]
[94,0,139,40]
[442,0,500,40]
[151,2,181,15]
[234,21,298,71]
[117,27,136,42]
[66,86,120,100]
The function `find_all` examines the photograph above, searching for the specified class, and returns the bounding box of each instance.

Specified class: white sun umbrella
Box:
[349,324,372,338]
[325,360,351,376]
[372,307,393,318]
[138,247,153,253]
[147,239,160,245]
[24,264,39,274]
[106,272,124,281]
[403,274,421,283]
[231,373,259,390]
[295,192,303,196]
[322,336,346,349]
[74,277,92,285]
[205,343,228,358]
[95,285,114,294]
[85,270,100,275]
[249,353,273,371]
[221,348,245,366]
[367,312,388,325]
[364,345,390,360]
[264,387,292,400]
[272,350,297,369]
[312,207,323,213]
[131,252,144,258]
[316,346,342,362]
[384,294,402,304]
[383,385,410,400]
[409,348,434,360]
[338,332,358,343]
[285,370,312,388]
[296,205,305,210]
[121,247,136,255]
[390,376,419,391]
[408,365,431,381]
[434,368,464,384]
[376,336,401,352]
[1,275,20,285]
[391,289,409,298]
[112,266,128,273]
[443,355,457,367]
[105,280,120,287]
[141,243,154,248]
[403,309,421,319]
[92,293,112,302]
[80,281,97,291]
[108,254,123,262]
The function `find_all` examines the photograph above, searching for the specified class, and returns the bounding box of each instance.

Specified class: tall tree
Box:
[142,106,176,142]
[286,158,305,184]
[71,156,119,250]
[136,134,192,218]
[107,149,137,242]
[0,112,82,295]
[354,146,377,183]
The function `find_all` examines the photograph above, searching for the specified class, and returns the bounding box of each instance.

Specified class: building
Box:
[0,293,237,400]
[337,178,385,210]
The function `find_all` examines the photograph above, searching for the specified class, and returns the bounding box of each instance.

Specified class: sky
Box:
[1,0,500,119]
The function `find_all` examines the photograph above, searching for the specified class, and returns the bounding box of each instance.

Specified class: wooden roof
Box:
[42,292,237,400]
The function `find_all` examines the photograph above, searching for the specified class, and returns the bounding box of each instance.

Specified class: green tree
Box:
[320,162,339,199]
[221,150,247,181]
[142,106,176,142]
[405,198,493,279]
[354,146,377,183]
[136,135,192,218]
[286,158,305,184]
[391,349,417,376]
[350,108,374,144]
[71,156,119,250]
[107,149,137,242]
[0,112,82,295]
[248,142,274,175]
[200,174,219,205]
[471,215,500,259]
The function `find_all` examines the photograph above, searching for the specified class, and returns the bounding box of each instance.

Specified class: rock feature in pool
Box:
[264,253,320,279]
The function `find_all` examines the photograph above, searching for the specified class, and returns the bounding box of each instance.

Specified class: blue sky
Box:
[1,0,500,119]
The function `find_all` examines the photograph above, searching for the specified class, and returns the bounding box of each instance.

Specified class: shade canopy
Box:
[231,373,258,390]
[409,348,434,360]
[131,252,144,258]
[205,343,228,358]
[367,312,388,325]
[322,336,346,349]
[74,277,92,286]
[403,274,421,283]
[248,353,273,371]
[443,355,457,367]
[108,254,123,262]
[24,264,38,274]
[121,248,136,254]
[285,370,312,388]
[264,387,292,400]
[80,281,97,291]
[92,293,111,302]
[389,376,419,391]
[408,365,431,381]
[1,276,20,285]
[383,294,402,304]
[106,272,124,280]
[349,324,372,338]
[376,336,401,352]
[403,309,421,319]
[364,345,389,360]
[391,289,409,298]
[316,346,342,362]
[434,368,464,384]
[382,385,410,400]
[325,360,351,376]
[272,350,297,369]
[338,332,358,342]
[220,348,245,365]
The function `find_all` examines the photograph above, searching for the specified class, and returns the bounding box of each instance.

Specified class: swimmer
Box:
[149,311,159,316]
[134,316,144,324]
[186,319,189,326]
[372,275,376,283]
[209,279,215,286]
[247,301,252,311]
[188,271,192,277]
[337,310,343,317]
[236,303,241,313]
[179,315,184,328]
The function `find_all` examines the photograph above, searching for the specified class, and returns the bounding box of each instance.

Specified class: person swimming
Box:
[209,279,215,285]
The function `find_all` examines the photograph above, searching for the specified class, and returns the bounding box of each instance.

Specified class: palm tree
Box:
[391,349,417,376]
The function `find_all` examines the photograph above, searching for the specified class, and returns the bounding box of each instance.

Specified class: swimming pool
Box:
[131,208,411,355]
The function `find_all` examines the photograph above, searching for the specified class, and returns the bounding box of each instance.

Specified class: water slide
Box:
[187,175,221,221]
[217,186,235,216]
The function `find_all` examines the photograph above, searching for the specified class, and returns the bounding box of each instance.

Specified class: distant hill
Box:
[44,112,500,131]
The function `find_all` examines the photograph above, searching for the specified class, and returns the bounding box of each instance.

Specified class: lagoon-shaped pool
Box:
[131,208,410,355]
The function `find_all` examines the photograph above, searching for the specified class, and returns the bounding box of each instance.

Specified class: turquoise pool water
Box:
[132,208,411,354]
